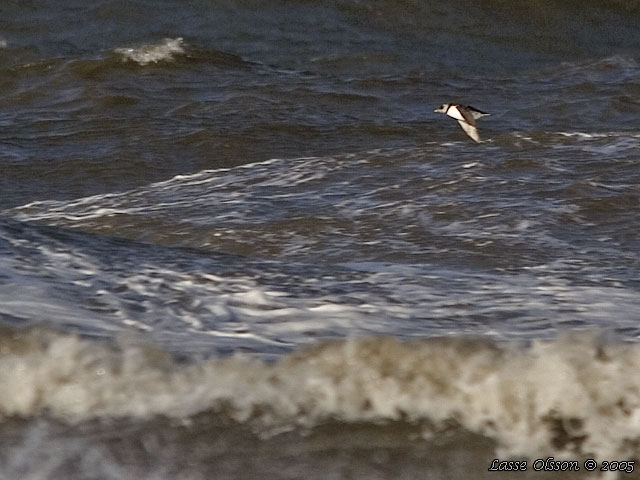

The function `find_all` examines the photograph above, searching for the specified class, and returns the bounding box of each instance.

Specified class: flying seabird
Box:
[434,104,490,143]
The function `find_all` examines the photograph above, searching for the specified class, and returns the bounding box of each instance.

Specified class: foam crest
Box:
[114,37,186,65]
[1,328,640,460]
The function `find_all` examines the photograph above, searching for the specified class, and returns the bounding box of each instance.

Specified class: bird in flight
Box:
[434,104,490,143]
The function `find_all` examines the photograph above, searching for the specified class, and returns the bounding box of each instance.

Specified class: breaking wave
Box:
[2,327,640,460]
[114,37,186,65]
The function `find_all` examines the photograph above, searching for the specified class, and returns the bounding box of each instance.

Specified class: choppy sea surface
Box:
[2,1,640,478]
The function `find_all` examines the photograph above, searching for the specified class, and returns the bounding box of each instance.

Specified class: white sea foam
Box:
[4,146,640,347]
[1,328,639,462]
[114,37,186,65]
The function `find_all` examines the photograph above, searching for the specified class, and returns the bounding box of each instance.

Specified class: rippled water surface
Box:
[2,1,640,478]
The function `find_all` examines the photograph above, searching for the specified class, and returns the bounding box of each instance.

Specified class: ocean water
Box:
[1,1,640,478]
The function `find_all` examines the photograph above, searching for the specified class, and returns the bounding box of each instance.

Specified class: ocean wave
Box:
[1,327,639,461]
[114,37,186,65]
[531,54,640,85]
[6,140,637,258]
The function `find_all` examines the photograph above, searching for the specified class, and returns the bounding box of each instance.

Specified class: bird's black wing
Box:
[458,107,477,127]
